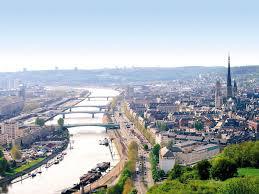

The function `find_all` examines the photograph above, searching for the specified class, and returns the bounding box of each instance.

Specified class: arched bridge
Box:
[58,111,106,118]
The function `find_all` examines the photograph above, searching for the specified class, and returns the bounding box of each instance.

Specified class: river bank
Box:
[0,129,69,186]
[1,88,120,194]
[75,129,127,194]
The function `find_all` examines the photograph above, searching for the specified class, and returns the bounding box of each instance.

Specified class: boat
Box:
[31,173,36,178]
[54,160,59,165]
[99,138,109,146]
[96,162,110,172]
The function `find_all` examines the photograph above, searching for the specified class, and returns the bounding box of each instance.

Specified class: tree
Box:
[122,178,133,194]
[194,120,203,130]
[35,117,45,127]
[0,147,4,158]
[152,144,161,157]
[57,118,64,128]
[10,145,22,160]
[211,157,237,181]
[143,144,148,150]
[220,177,259,194]
[196,160,211,180]
[0,158,10,175]
[129,189,137,194]
[168,164,184,180]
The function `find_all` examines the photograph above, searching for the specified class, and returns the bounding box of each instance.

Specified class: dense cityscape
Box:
[1,0,259,194]
[0,55,257,194]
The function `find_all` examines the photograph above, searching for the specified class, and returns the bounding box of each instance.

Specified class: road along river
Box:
[0,88,120,194]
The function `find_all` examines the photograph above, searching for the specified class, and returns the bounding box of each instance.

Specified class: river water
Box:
[1,88,119,194]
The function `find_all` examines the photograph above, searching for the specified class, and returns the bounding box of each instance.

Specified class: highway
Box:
[114,109,154,194]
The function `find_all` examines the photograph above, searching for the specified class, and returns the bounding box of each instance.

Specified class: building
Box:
[159,141,220,172]
[0,133,8,145]
[226,54,233,98]
[0,96,24,119]
[0,121,23,144]
[215,80,223,109]
[159,147,176,173]
[176,144,220,165]
[233,80,237,97]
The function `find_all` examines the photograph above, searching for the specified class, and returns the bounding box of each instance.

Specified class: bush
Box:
[168,164,184,180]
[196,160,211,180]
[150,144,164,182]
[0,158,10,175]
[211,157,237,181]
[220,177,259,194]
[147,179,223,194]
[223,141,259,168]
[179,170,199,183]
[143,144,148,150]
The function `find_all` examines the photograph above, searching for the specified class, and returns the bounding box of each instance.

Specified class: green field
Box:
[238,168,259,177]
[13,157,45,174]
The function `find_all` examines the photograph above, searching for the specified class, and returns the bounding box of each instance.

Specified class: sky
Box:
[0,0,259,72]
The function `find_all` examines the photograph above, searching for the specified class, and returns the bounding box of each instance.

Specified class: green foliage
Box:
[238,168,259,177]
[0,147,4,158]
[129,189,137,194]
[35,117,45,127]
[107,184,123,194]
[122,178,133,194]
[168,164,184,180]
[152,144,160,158]
[223,141,259,168]
[107,141,138,194]
[143,144,148,150]
[179,170,199,183]
[10,145,22,160]
[211,157,237,181]
[150,144,164,182]
[147,180,223,194]
[196,160,211,180]
[148,177,259,194]
[57,118,65,128]
[123,102,155,145]
[0,158,10,175]
[156,121,168,131]
[12,157,45,173]
[194,120,203,130]
[147,141,259,194]
[219,177,259,194]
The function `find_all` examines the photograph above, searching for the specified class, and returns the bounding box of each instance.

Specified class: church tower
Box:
[215,80,222,109]
[233,80,237,97]
[226,54,233,98]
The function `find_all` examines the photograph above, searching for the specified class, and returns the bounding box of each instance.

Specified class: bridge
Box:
[24,123,120,132]
[57,111,106,118]
[63,123,120,129]
[78,96,114,101]
[61,105,109,111]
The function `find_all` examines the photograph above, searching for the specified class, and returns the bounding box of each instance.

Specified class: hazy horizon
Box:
[1,0,259,72]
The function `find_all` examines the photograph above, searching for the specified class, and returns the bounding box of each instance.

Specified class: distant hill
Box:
[0,66,258,85]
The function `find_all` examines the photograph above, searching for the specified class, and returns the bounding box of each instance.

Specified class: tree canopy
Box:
[57,118,65,128]
[211,157,237,181]
[10,145,22,160]
[35,117,45,127]
[196,160,211,180]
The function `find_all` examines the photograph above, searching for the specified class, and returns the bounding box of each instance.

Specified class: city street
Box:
[114,110,154,194]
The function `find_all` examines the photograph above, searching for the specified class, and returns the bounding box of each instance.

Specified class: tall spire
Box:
[227,53,233,98]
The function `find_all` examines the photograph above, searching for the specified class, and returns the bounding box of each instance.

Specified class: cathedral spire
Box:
[227,53,233,98]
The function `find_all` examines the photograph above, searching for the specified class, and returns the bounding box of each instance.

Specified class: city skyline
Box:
[1,0,259,72]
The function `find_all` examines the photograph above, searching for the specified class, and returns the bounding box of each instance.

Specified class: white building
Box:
[159,147,176,173]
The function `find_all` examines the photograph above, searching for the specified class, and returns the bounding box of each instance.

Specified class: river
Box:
[1,88,120,194]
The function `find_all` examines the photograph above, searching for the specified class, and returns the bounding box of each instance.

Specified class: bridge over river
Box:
[57,110,107,118]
